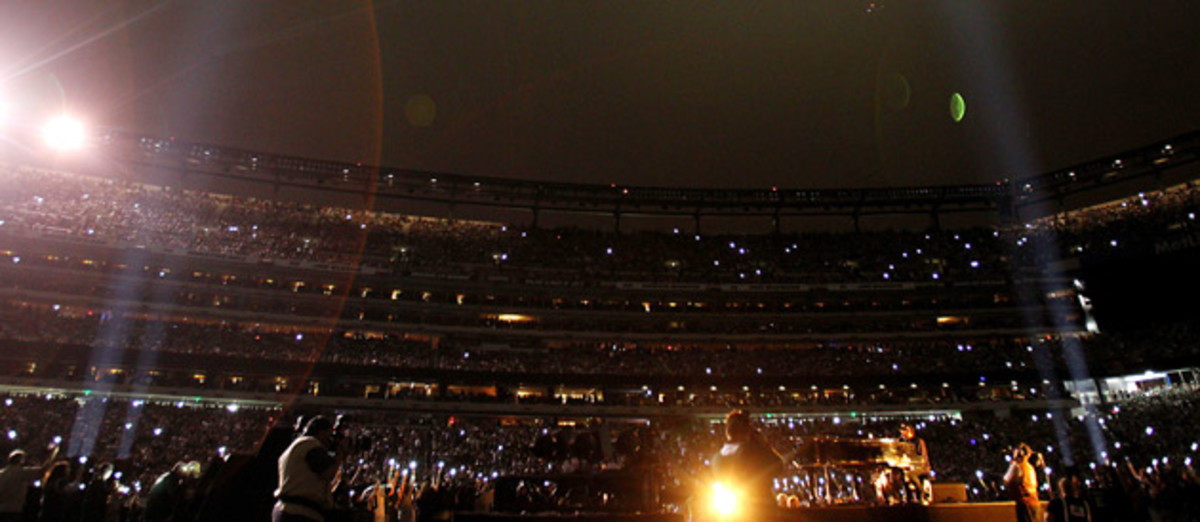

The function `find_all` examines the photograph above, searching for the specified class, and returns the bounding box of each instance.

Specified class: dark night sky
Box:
[2,1,1198,189]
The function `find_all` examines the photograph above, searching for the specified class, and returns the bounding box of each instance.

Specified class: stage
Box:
[453,501,1030,522]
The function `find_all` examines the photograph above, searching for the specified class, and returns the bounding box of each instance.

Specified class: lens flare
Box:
[949,92,966,122]
[711,482,740,518]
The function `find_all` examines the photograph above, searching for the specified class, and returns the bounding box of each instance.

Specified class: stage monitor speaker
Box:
[932,482,967,503]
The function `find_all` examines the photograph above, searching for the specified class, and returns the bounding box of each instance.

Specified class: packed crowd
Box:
[1,385,1198,520]
[0,303,1080,381]
[1025,180,1200,259]
[0,282,1042,335]
[4,167,1198,290]
[0,394,274,521]
[0,167,1028,285]
[4,300,1190,382]
[1,144,1198,521]
[0,249,1028,315]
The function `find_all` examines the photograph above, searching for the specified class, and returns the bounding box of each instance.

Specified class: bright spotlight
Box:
[710,482,741,518]
[41,115,87,151]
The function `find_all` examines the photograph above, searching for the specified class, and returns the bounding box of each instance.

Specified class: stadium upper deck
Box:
[6,128,1199,228]
[0,129,1197,419]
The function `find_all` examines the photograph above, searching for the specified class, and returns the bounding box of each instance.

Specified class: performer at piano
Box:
[898,424,933,504]
[898,424,928,462]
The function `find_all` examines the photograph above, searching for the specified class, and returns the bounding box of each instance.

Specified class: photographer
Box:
[273,417,348,522]
[1004,443,1040,522]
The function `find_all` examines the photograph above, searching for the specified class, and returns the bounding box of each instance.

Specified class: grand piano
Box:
[786,437,932,505]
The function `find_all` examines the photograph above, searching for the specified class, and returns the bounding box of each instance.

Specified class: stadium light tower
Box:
[41,114,88,151]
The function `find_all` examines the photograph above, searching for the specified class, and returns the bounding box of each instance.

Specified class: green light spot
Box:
[405,95,437,128]
[950,92,966,122]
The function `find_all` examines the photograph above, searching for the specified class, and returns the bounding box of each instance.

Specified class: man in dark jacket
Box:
[711,410,783,513]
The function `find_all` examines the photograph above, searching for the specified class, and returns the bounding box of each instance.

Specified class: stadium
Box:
[1,3,1199,522]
